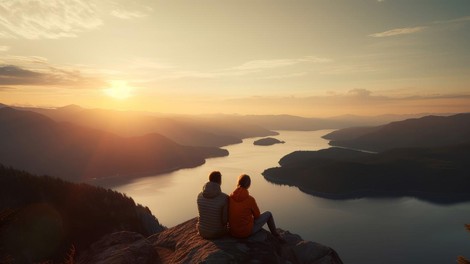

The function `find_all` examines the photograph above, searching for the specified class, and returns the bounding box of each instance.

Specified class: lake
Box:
[111,130,470,264]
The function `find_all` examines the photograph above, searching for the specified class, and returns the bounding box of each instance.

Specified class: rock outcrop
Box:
[78,217,343,264]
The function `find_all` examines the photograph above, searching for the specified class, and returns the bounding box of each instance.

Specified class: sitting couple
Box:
[196,171,284,241]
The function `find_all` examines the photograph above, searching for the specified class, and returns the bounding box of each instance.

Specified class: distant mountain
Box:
[235,113,440,131]
[0,108,228,181]
[0,164,164,263]
[23,105,276,147]
[263,113,470,203]
[324,113,470,152]
[263,145,470,204]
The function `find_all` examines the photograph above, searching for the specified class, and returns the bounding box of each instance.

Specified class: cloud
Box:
[347,88,372,97]
[0,55,105,88]
[233,56,332,71]
[221,90,470,116]
[0,0,152,39]
[369,15,470,39]
[434,16,470,25]
[153,56,332,80]
[261,72,308,80]
[369,26,426,37]
[0,45,9,52]
[0,0,102,39]
[0,86,15,91]
[108,0,153,20]
[111,9,147,20]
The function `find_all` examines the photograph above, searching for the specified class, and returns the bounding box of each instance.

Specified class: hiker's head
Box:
[209,171,222,184]
[237,174,251,189]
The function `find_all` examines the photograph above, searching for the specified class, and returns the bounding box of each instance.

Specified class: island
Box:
[254,137,285,146]
[263,145,470,204]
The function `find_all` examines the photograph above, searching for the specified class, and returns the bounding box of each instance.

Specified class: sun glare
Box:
[104,80,133,100]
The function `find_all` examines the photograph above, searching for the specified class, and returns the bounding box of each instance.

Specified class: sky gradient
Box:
[1,0,469,117]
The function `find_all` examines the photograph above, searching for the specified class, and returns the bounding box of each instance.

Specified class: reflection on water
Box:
[111,130,470,264]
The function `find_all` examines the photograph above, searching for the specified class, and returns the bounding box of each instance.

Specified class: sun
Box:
[103,80,133,99]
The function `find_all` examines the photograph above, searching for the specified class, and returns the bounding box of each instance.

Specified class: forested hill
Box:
[0,107,228,182]
[263,145,470,204]
[265,113,470,203]
[324,113,470,152]
[0,164,164,263]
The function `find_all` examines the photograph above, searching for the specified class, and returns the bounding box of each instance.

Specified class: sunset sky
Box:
[1,0,469,117]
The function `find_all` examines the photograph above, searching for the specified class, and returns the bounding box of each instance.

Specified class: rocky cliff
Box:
[78,217,343,264]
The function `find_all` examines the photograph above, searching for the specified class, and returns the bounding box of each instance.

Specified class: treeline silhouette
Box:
[0,164,163,263]
[264,113,470,204]
[263,144,470,204]
[324,113,470,152]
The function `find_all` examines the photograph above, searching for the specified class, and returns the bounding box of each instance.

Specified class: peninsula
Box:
[263,114,470,204]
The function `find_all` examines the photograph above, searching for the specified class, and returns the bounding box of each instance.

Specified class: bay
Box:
[111,130,470,264]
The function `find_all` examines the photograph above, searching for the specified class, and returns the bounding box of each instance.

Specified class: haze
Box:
[1,0,469,117]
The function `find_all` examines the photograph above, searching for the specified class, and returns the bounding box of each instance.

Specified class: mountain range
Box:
[18,105,277,148]
[324,113,470,152]
[0,107,228,182]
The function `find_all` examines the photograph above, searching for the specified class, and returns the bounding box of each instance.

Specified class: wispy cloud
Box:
[0,86,15,91]
[111,9,146,19]
[370,15,470,39]
[261,72,309,80]
[0,0,102,39]
[233,56,331,71]
[369,26,426,38]
[221,90,470,116]
[0,0,152,39]
[108,1,153,20]
[0,56,105,88]
[154,56,332,80]
[433,16,470,25]
[0,45,9,52]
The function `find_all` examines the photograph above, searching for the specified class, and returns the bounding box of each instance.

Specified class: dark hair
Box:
[237,174,251,189]
[209,171,222,184]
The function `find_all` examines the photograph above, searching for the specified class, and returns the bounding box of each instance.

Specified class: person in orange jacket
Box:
[228,174,284,241]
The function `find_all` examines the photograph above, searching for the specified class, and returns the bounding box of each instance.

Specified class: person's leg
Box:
[253,211,280,235]
[252,211,272,234]
[253,211,286,243]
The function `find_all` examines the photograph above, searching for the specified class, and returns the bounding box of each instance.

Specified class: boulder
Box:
[77,218,343,264]
[150,218,343,264]
[77,231,159,264]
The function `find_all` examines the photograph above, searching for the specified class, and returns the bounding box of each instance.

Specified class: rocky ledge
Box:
[78,217,343,264]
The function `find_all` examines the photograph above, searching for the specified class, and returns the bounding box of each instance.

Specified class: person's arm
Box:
[221,196,228,224]
[251,196,261,219]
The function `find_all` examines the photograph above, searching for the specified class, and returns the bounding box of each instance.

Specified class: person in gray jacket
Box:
[197,171,229,239]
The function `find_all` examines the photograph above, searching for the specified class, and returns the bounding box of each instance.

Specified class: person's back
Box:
[197,171,228,239]
[228,185,260,238]
[228,174,284,242]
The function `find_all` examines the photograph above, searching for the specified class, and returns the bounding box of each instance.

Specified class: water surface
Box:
[112,130,470,264]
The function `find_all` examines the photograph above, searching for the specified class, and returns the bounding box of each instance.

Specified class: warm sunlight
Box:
[103,80,133,100]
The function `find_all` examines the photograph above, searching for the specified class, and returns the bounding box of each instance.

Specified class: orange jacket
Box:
[228,187,260,238]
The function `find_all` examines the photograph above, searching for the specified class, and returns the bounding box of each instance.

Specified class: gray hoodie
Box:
[196,181,228,239]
